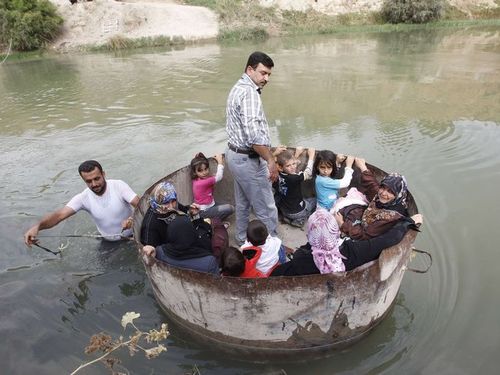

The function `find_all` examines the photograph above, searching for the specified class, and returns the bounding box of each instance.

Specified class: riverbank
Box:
[48,0,218,52]
[35,0,500,52]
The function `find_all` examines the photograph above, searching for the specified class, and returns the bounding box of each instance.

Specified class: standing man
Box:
[24,160,140,245]
[225,51,279,245]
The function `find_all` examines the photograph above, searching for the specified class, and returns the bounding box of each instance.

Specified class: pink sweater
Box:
[192,164,224,209]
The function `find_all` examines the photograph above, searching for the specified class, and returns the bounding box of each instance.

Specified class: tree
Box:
[0,0,63,51]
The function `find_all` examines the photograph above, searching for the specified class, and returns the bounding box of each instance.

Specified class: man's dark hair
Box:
[246,219,268,246]
[220,247,245,276]
[245,51,274,71]
[78,160,103,176]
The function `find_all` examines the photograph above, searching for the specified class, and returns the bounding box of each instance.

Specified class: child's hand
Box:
[307,147,315,161]
[189,203,200,216]
[273,145,287,156]
[336,153,346,164]
[345,155,355,168]
[294,146,305,158]
[214,153,223,165]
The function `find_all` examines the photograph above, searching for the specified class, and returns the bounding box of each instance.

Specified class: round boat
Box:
[132,148,420,361]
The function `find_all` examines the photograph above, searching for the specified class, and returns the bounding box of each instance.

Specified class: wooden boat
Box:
[132,149,420,361]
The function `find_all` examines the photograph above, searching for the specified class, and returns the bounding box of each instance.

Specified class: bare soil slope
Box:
[49,0,218,51]
[49,0,498,51]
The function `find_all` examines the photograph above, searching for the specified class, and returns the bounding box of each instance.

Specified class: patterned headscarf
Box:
[149,182,177,214]
[378,173,408,209]
[307,208,346,274]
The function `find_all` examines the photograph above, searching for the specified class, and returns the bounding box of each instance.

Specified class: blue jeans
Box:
[282,197,316,225]
[199,203,234,221]
[226,148,278,244]
[278,244,287,264]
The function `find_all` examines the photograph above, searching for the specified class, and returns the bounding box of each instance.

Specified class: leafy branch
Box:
[71,312,169,375]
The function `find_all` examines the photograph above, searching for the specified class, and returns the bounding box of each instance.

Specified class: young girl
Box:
[190,152,234,221]
[313,150,355,211]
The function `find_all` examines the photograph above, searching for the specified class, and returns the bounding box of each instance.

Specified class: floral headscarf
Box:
[307,208,346,274]
[377,173,408,209]
[149,182,177,214]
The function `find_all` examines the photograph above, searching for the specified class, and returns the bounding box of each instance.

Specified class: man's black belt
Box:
[228,143,259,158]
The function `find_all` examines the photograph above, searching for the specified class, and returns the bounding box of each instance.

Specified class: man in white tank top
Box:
[24,160,139,245]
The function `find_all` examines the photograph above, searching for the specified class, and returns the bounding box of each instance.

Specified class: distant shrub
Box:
[381,0,444,24]
[0,0,63,51]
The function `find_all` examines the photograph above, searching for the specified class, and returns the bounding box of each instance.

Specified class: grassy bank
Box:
[2,0,499,59]
[183,0,500,41]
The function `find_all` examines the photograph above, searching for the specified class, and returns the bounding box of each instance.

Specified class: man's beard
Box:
[92,180,107,196]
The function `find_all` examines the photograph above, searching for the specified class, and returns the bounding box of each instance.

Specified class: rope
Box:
[407,248,432,273]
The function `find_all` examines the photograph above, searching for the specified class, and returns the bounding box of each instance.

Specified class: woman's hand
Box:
[345,155,355,168]
[411,213,423,226]
[355,157,367,172]
[334,211,344,227]
[142,245,156,257]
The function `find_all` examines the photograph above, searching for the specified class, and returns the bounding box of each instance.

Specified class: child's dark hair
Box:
[247,219,268,246]
[190,152,209,179]
[220,247,245,276]
[313,150,338,178]
[276,150,294,168]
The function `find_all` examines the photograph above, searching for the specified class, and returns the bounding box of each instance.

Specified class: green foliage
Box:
[218,27,268,42]
[89,35,187,52]
[381,0,444,24]
[0,0,63,51]
[182,0,219,10]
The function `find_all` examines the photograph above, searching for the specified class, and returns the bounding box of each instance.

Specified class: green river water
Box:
[0,27,499,374]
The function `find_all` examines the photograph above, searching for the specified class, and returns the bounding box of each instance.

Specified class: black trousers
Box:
[340,220,413,271]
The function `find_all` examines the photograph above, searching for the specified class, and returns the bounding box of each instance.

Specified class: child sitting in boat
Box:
[220,246,267,278]
[273,147,316,227]
[240,219,287,276]
[190,152,234,221]
[314,150,355,211]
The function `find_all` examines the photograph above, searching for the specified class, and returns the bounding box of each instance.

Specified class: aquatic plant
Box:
[71,312,169,375]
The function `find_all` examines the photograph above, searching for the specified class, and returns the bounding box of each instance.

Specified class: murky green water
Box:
[1,27,499,374]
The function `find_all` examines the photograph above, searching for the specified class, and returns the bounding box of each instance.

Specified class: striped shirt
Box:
[226,73,271,149]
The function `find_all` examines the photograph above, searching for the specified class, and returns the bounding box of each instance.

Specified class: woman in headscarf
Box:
[140,182,218,274]
[334,158,411,240]
[270,208,422,276]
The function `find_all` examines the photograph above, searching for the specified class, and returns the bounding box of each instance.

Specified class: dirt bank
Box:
[49,0,498,52]
[49,0,218,51]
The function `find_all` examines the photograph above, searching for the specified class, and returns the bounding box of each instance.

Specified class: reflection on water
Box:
[0,27,499,374]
